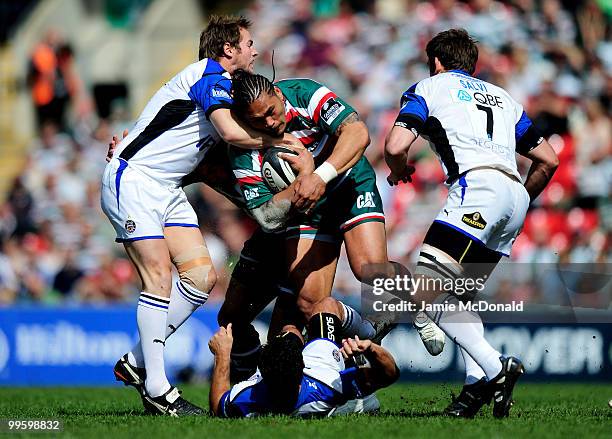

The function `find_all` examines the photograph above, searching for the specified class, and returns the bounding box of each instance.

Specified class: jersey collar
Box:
[448,69,472,77]
[203,58,227,76]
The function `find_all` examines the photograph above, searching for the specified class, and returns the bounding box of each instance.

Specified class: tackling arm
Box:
[210,108,301,150]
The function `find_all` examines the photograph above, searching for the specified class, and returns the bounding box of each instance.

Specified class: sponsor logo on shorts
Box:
[356,192,376,209]
[125,219,136,234]
[332,349,341,362]
[320,98,345,125]
[461,212,487,230]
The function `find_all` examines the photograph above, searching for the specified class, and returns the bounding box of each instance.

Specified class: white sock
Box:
[340,302,376,339]
[128,281,209,368]
[137,292,171,397]
[460,346,486,385]
[460,317,487,385]
[429,294,502,379]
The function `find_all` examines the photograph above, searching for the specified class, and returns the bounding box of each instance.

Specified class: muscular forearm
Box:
[250,197,292,232]
[384,126,416,175]
[209,352,231,416]
[326,121,370,174]
[249,177,304,231]
[364,344,400,388]
[524,161,557,202]
[211,109,282,150]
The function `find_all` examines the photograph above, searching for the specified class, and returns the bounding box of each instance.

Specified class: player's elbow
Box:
[250,202,289,232]
[218,129,241,146]
[384,138,405,157]
[353,121,370,150]
[546,154,560,173]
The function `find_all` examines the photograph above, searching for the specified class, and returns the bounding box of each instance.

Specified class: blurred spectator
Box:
[4,0,610,307]
[27,30,82,130]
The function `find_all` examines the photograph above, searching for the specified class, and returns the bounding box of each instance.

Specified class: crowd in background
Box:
[0,0,610,307]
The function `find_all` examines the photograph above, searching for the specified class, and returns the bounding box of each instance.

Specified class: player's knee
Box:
[173,245,216,304]
[350,255,387,283]
[296,294,320,320]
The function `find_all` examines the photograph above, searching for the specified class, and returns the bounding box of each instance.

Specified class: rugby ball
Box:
[261,146,299,193]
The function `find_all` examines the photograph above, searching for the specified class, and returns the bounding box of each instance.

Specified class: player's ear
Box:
[434,57,444,75]
[223,41,234,58]
[274,86,283,99]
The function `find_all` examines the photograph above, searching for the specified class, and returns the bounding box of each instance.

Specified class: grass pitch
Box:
[0,383,610,438]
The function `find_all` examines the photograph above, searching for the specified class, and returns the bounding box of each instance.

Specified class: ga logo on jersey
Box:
[356,192,376,209]
[125,219,136,234]
[462,212,487,230]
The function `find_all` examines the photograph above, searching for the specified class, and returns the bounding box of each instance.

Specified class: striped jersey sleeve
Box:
[227,146,273,210]
[279,79,356,135]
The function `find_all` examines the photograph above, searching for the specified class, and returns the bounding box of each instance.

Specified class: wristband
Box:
[313,161,338,183]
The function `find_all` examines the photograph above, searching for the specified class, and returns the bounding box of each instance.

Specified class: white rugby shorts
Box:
[433,168,530,256]
[101,158,199,242]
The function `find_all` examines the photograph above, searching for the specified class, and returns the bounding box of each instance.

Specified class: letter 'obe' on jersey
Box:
[394,70,544,184]
[111,58,233,187]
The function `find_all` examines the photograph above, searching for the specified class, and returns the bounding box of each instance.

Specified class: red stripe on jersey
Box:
[312,92,336,123]
[237,176,263,185]
[296,134,317,147]
[285,108,301,124]
[341,214,385,230]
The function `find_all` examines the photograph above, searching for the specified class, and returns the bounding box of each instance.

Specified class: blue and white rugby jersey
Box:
[218,339,365,418]
[395,70,543,183]
[113,58,232,187]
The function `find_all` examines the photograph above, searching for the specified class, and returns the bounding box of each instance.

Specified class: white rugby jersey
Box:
[113,58,232,186]
[395,70,543,183]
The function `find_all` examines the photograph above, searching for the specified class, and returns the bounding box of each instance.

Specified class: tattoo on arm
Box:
[334,112,360,136]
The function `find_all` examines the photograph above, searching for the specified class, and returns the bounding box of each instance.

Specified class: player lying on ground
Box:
[208,296,400,417]
[224,70,444,348]
[106,15,304,416]
[384,29,559,418]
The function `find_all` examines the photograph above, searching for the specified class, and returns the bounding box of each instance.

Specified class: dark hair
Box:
[259,332,304,413]
[231,69,275,111]
[426,29,478,75]
[198,15,252,61]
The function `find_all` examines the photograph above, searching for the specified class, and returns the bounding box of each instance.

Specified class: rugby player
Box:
[384,29,559,418]
[104,15,301,416]
[209,297,399,417]
[225,71,443,350]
